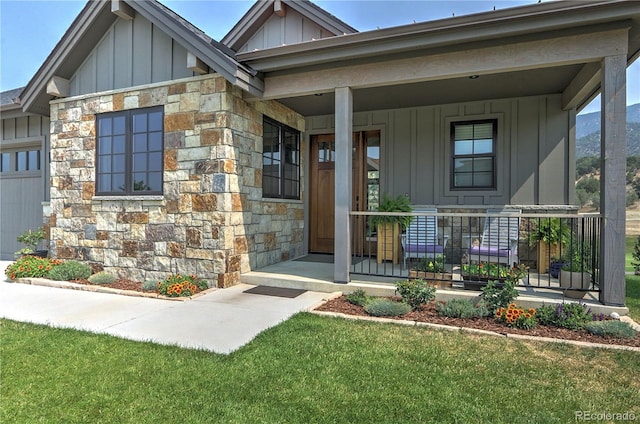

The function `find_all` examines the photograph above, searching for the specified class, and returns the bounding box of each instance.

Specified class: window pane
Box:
[474,172,494,187]
[112,174,125,192]
[98,137,112,155]
[133,134,147,152]
[454,174,473,187]
[133,113,147,133]
[147,172,162,192]
[148,132,162,151]
[454,140,473,155]
[474,157,493,172]
[132,173,149,191]
[16,151,26,171]
[474,139,493,154]
[99,118,112,136]
[113,116,126,135]
[113,154,125,173]
[454,125,473,140]
[454,158,473,173]
[113,135,126,154]
[99,156,111,172]
[148,152,162,171]
[473,123,494,139]
[133,153,147,172]
[148,111,163,131]
[27,150,40,170]
[0,153,9,172]
[98,176,111,192]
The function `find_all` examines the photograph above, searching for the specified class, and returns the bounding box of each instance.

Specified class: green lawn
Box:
[2,316,639,424]
[626,235,637,272]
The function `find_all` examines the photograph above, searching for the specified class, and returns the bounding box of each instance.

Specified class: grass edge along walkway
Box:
[2,314,639,424]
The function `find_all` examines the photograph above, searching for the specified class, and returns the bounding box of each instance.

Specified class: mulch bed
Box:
[71,279,150,293]
[315,295,640,348]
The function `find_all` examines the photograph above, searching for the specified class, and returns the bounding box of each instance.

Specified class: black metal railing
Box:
[349,211,601,295]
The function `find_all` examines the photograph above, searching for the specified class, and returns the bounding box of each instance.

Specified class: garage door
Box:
[0,147,45,259]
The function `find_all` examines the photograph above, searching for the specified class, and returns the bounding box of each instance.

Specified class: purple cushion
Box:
[469,246,511,257]
[404,244,444,254]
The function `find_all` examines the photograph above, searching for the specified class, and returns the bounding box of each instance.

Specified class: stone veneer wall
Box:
[49,73,305,287]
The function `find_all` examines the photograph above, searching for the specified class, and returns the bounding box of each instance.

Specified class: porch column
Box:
[599,54,627,306]
[334,87,353,283]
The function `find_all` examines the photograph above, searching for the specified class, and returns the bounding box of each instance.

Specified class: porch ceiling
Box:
[277,64,583,117]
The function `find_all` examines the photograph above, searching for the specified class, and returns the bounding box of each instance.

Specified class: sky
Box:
[0,0,638,114]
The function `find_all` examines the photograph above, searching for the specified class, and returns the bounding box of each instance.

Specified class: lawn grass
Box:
[626,235,638,273]
[626,275,640,321]
[2,315,639,424]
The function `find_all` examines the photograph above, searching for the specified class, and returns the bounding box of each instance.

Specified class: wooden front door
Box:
[309,132,378,253]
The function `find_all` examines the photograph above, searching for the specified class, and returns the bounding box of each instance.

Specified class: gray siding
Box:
[0,113,50,259]
[70,15,194,96]
[239,9,334,53]
[305,94,572,207]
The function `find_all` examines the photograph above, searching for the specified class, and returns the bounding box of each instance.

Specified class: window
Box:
[262,117,300,199]
[96,107,163,195]
[451,120,496,190]
[0,149,40,173]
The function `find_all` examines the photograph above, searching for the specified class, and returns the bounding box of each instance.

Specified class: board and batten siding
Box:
[70,15,195,97]
[305,94,573,206]
[0,113,50,259]
[239,9,335,53]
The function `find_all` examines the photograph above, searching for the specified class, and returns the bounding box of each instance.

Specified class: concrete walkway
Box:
[0,261,332,354]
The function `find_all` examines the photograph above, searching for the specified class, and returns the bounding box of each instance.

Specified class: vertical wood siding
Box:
[70,15,194,96]
[305,95,571,206]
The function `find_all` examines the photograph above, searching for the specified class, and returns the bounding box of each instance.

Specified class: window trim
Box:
[450,119,497,191]
[95,106,164,196]
[262,116,301,200]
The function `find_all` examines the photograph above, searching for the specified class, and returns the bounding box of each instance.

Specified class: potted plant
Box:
[15,226,47,258]
[370,194,413,264]
[528,218,571,274]
[409,257,452,288]
[559,242,593,299]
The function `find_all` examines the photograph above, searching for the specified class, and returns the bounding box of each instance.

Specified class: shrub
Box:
[4,256,62,280]
[536,302,593,330]
[480,280,518,314]
[142,279,160,291]
[87,271,116,285]
[345,289,371,307]
[394,279,435,311]
[364,299,411,317]
[436,299,488,319]
[495,304,537,329]
[158,274,208,297]
[584,320,638,339]
[47,260,92,281]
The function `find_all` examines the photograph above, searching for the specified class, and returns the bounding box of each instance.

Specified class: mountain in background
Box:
[576,103,640,158]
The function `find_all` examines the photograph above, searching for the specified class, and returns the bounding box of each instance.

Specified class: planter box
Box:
[559,270,592,299]
[376,222,401,264]
[461,275,506,291]
[537,242,560,274]
[409,270,453,289]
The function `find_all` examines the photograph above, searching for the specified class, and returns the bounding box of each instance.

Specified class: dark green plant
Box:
[528,218,571,246]
[47,260,92,281]
[364,299,411,317]
[536,302,593,330]
[345,289,371,307]
[631,236,640,274]
[561,242,593,273]
[87,271,116,285]
[414,257,446,273]
[369,194,413,231]
[436,299,488,319]
[461,263,511,279]
[584,320,637,339]
[4,256,62,280]
[394,279,435,311]
[15,227,46,256]
[480,280,518,314]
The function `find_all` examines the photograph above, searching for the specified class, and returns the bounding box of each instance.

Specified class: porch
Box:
[241,211,630,315]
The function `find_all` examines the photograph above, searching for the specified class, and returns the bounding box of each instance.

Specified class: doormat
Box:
[243,286,307,298]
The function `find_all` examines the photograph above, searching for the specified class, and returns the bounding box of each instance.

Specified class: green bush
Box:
[345,289,371,307]
[87,271,116,285]
[394,279,435,311]
[436,299,488,318]
[364,299,411,317]
[4,256,62,280]
[536,302,593,330]
[480,280,518,314]
[47,260,92,281]
[584,320,637,339]
[142,280,160,291]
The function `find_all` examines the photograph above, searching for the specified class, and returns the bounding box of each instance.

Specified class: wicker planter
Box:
[376,222,401,264]
[537,242,560,274]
